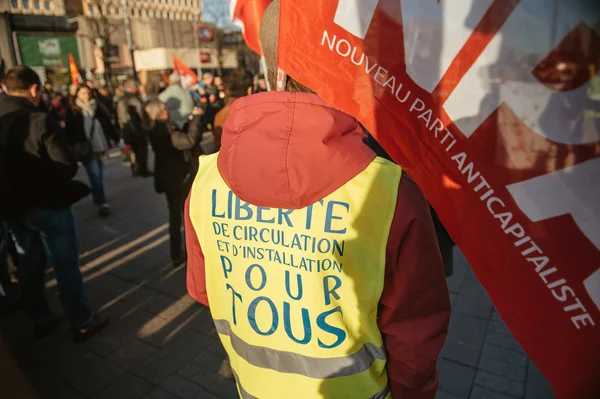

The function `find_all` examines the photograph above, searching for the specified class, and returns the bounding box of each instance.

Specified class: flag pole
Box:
[121,0,138,81]
[194,9,203,79]
[260,56,271,91]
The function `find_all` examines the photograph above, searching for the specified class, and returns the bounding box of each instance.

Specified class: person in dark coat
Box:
[0,66,107,341]
[144,99,203,266]
[48,91,67,124]
[65,86,118,216]
[117,79,151,177]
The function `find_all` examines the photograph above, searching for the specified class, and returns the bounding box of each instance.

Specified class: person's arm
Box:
[378,174,451,399]
[185,194,209,306]
[171,113,204,151]
[98,109,119,144]
[39,113,78,179]
[170,130,196,151]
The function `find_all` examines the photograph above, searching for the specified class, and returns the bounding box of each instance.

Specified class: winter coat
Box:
[116,93,145,144]
[0,94,89,215]
[185,92,450,399]
[65,105,118,148]
[147,117,203,194]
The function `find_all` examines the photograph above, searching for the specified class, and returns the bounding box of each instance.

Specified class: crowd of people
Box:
[0,65,255,341]
[0,11,452,394]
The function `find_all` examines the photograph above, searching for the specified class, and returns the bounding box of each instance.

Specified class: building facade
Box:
[77,0,238,82]
[0,0,65,15]
[0,0,240,86]
[0,0,77,79]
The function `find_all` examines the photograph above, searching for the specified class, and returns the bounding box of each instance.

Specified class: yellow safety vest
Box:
[189,153,402,399]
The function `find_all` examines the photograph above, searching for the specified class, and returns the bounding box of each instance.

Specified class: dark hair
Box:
[2,66,41,92]
[226,69,252,98]
[69,85,92,114]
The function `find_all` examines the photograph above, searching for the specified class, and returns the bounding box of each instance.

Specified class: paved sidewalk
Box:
[436,250,554,399]
[0,157,555,399]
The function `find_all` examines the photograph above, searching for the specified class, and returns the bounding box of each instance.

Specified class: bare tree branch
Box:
[81,0,121,88]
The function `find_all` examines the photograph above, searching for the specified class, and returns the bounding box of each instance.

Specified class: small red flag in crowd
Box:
[68,53,81,85]
[172,54,198,89]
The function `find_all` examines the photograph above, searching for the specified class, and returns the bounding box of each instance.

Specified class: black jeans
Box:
[131,142,149,174]
[165,188,186,261]
[7,208,92,327]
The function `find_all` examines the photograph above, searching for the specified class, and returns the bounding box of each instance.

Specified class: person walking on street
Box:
[145,100,203,266]
[66,86,118,216]
[185,2,450,398]
[117,79,151,177]
[0,66,108,341]
[158,73,195,131]
[198,72,222,131]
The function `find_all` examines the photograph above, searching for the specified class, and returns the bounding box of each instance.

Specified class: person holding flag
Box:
[185,2,450,398]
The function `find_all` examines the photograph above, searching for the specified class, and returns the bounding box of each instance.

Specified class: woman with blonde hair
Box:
[144,99,203,266]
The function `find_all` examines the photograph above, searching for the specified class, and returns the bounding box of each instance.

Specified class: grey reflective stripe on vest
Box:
[214,319,387,379]
[371,386,391,399]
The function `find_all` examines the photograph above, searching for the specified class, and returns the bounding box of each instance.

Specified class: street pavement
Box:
[0,152,555,399]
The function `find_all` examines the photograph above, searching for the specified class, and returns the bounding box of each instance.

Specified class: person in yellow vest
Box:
[185,2,450,398]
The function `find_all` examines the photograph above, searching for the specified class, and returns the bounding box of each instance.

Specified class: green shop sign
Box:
[16,33,80,68]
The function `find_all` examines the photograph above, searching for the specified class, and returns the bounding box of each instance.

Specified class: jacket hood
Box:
[217,92,375,209]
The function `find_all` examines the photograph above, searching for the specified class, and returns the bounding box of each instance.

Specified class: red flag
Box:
[172,54,198,89]
[230,0,272,55]
[68,53,81,85]
[279,1,600,398]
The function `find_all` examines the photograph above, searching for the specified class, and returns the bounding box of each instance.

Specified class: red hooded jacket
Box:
[185,92,450,399]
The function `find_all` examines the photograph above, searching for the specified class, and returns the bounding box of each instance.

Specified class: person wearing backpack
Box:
[0,66,108,341]
[65,85,118,217]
